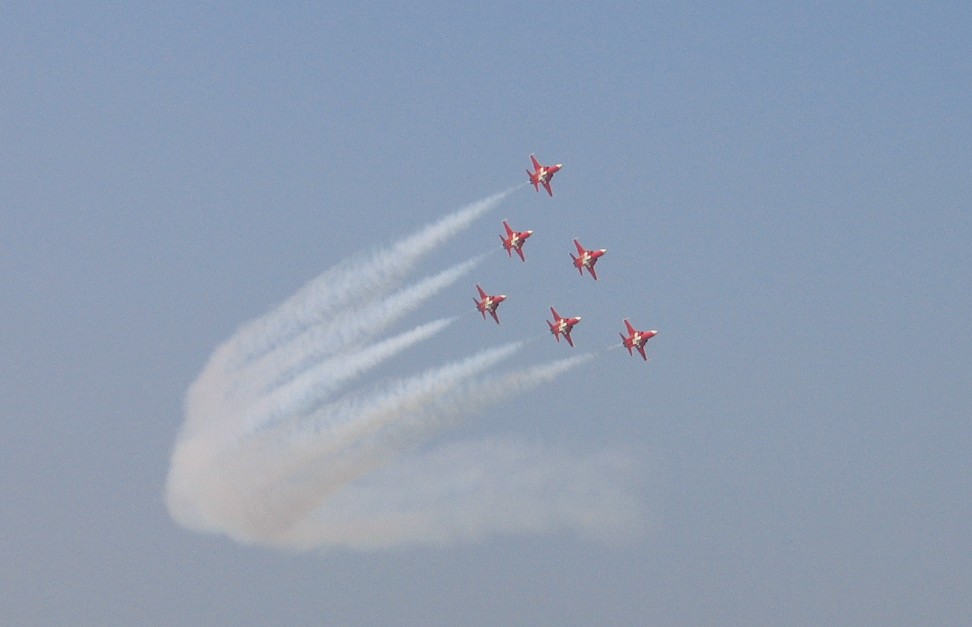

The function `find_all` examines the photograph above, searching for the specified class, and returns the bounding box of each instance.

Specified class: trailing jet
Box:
[500,220,533,261]
[526,154,563,196]
[547,307,582,347]
[620,319,658,361]
[473,284,507,324]
[570,239,607,280]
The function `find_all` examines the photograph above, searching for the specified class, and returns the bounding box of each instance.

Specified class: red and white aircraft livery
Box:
[474,284,507,324]
[526,154,563,196]
[547,307,582,347]
[500,220,533,262]
[570,239,607,281]
[620,319,658,361]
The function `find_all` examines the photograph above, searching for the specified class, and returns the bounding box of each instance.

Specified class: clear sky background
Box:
[3,2,971,625]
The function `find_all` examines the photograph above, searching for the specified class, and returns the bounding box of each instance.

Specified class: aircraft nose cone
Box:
[526,230,534,235]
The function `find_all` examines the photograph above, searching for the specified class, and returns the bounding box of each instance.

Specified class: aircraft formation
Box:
[472,154,658,362]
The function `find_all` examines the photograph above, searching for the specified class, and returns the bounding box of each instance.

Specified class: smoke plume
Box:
[165,190,646,550]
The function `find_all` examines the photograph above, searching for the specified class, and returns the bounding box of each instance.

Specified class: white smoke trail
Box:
[227,188,518,365]
[282,438,649,550]
[167,343,524,542]
[177,254,483,441]
[353,353,597,444]
[253,255,485,394]
[245,317,456,434]
[165,189,647,551]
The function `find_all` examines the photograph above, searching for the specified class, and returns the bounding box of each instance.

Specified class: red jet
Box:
[620,319,658,361]
[500,220,533,262]
[474,284,507,324]
[547,307,582,347]
[570,239,607,280]
[526,154,563,196]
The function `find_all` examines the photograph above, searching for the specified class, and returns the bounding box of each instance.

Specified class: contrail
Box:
[295,342,525,447]
[165,188,646,551]
[366,353,597,438]
[244,317,456,434]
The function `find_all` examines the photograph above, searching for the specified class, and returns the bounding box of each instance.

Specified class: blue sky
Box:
[2,2,970,624]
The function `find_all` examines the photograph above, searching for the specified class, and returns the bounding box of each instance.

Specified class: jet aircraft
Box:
[620,319,658,361]
[500,220,533,261]
[570,239,607,280]
[474,284,507,324]
[547,307,582,347]
[526,154,563,196]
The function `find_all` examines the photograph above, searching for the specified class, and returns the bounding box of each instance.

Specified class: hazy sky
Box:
[3,3,971,625]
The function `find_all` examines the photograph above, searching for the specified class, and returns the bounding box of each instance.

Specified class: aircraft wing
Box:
[621,333,632,353]
[500,234,512,256]
[542,180,553,196]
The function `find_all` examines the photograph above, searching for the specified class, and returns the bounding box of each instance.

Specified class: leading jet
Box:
[526,154,563,196]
